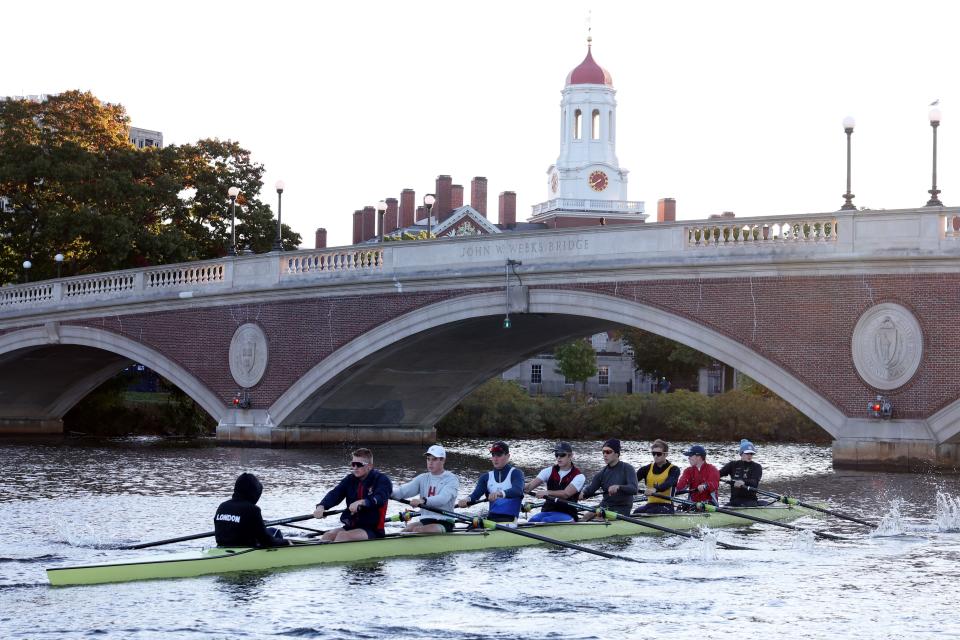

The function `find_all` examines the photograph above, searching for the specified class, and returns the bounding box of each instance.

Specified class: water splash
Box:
[935,491,960,532]
[871,499,906,537]
[791,529,816,551]
[694,530,718,561]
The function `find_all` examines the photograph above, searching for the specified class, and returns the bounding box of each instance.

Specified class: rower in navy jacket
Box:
[457,441,525,523]
[214,472,290,547]
[314,448,393,542]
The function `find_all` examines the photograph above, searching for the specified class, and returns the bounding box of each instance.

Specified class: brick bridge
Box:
[3,207,960,470]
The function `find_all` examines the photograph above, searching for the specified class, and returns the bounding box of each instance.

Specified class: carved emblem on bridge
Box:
[852,303,922,390]
[229,323,269,388]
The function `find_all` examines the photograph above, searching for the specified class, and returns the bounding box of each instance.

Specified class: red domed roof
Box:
[565,43,613,86]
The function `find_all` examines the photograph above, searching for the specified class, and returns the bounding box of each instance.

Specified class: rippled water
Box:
[2,437,960,639]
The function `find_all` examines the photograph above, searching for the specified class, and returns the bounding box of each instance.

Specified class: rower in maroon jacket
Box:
[675,444,720,508]
[313,448,393,542]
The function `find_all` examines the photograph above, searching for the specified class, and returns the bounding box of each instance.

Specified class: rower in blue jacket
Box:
[457,441,525,523]
[314,448,393,542]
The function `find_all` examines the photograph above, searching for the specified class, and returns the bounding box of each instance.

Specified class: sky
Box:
[4,1,960,248]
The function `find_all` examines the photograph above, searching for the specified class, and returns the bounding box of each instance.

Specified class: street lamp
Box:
[424,193,436,238]
[926,107,943,207]
[840,116,856,210]
[273,180,285,251]
[376,200,387,243]
[227,186,240,255]
[22,260,31,283]
[54,253,64,278]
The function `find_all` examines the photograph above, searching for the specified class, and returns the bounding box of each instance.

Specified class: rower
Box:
[391,444,459,533]
[214,472,290,547]
[579,438,638,520]
[457,441,525,523]
[313,448,393,542]
[675,444,720,508]
[718,439,763,506]
[525,442,585,522]
[633,439,679,514]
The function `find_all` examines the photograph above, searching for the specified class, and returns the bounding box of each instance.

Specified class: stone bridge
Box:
[3,207,960,470]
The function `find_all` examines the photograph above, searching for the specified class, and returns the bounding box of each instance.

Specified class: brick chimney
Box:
[362,206,376,242]
[471,176,488,217]
[657,198,676,223]
[315,228,327,249]
[400,189,415,227]
[498,191,517,226]
[385,198,399,234]
[451,184,464,210]
[436,175,452,222]
[352,210,363,244]
[416,205,426,223]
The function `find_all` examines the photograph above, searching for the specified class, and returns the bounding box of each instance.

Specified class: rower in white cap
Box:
[391,444,460,533]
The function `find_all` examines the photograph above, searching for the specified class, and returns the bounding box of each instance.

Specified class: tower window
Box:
[592,110,600,140]
[574,109,582,140]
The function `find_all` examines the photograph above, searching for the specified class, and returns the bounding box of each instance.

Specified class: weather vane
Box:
[586,10,592,45]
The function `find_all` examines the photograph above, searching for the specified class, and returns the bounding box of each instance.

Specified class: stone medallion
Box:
[851,303,922,390]
[229,323,269,388]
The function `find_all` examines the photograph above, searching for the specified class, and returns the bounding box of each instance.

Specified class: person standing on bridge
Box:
[633,439,680,515]
[579,439,638,520]
[391,444,460,533]
[525,441,586,522]
[314,448,393,542]
[675,444,720,508]
[214,472,290,548]
[718,439,763,507]
[457,441,525,523]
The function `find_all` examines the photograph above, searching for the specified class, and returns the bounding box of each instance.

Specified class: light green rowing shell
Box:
[47,505,813,586]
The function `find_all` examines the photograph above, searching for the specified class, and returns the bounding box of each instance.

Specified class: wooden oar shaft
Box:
[532,493,753,551]
[730,483,875,528]
[124,510,344,550]
[392,499,643,563]
[668,496,847,541]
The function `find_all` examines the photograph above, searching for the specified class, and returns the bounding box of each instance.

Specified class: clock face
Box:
[588,170,609,192]
[550,172,559,193]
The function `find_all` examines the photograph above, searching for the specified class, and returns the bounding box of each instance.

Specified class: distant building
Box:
[129,126,163,149]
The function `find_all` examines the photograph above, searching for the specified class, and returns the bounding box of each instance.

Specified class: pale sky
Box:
[5,1,959,248]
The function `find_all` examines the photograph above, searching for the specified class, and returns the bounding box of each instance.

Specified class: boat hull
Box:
[47,505,810,586]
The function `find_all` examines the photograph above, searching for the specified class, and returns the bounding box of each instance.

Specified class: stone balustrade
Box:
[686,217,839,247]
[284,248,384,275]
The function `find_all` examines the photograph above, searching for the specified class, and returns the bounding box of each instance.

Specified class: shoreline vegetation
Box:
[437,379,831,443]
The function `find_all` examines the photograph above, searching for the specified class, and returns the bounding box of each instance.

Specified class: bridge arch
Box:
[0,325,225,425]
[269,289,845,437]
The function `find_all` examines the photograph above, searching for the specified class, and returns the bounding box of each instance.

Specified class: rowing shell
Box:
[47,504,811,586]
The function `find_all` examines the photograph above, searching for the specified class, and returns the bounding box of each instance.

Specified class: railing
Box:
[531,198,645,216]
[147,264,224,288]
[0,283,54,307]
[685,218,839,247]
[64,274,136,298]
[284,248,384,275]
[945,214,960,239]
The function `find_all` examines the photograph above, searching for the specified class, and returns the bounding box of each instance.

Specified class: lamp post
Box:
[423,193,436,238]
[227,186,240,255]
[272,180,285,251]
[376,200,387,243]
[841,116,856,210]
[22,260,31,283]
[54,253,64,278]
[926,107,943,206]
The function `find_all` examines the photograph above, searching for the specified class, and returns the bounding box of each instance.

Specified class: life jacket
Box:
[486,466,522,519]
[645,462,675,504]
[541,465,582,520]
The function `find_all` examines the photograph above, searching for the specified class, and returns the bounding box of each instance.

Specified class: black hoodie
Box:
[214,473,287,547]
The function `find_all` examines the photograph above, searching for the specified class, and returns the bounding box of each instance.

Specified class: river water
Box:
[2,437,959,640]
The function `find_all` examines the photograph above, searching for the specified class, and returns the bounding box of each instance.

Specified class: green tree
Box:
[553,338,598,396]
[621,328,713,390]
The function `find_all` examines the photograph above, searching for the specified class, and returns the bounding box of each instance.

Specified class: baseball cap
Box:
[683,444,707,457]
[490,441,510,455]
[424,444,446,458]
[553,442,573,454]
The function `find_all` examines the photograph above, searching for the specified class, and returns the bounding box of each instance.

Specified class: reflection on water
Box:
[2,437,960,639]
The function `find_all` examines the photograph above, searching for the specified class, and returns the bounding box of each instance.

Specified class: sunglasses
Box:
[651,451,665,456]
[602,449,615,455]
[555,452,569,458]
[350,461,367,468]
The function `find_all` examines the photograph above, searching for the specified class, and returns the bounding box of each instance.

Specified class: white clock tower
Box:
[530,38,645,226]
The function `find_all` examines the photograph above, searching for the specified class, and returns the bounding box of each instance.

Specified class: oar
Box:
[529,493,753,551]
[123,510,344,550]
[666,496,849,541]
[721,480,875,528]
[392,499,645,563]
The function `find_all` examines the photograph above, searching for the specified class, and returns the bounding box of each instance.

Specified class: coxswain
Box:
[214,472,290,547]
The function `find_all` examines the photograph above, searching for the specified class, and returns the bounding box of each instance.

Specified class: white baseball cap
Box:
[424,444,446,458]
